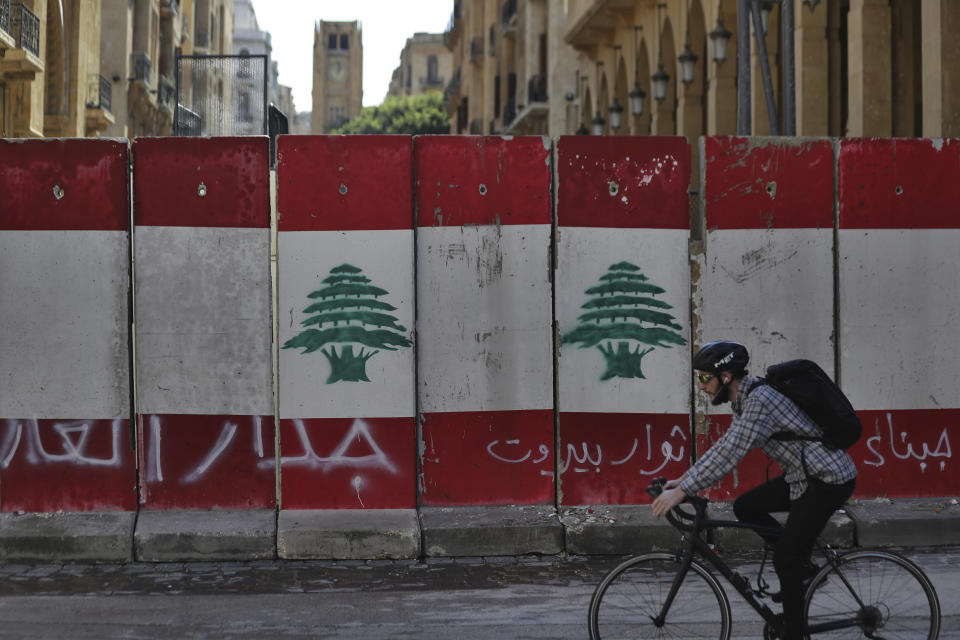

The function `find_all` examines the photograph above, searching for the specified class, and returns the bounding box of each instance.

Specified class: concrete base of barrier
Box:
[420,506,563,557]
[0,511,135,563]
[847,497,960,548]
[709,502,856,551]
[134,509,276,562]
[277,509,420,560]
[561,506,676,555]
[561,502,857,556]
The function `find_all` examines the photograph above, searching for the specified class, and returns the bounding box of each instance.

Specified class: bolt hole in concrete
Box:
[766,181,777,199]
[52,184,64,200]
[608,181,619,197]
[478,183,487,195]
[197,182,207,197]
[895,185,903,195]
[339,183,348,195]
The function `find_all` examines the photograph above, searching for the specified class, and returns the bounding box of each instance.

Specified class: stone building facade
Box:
[311,20,362,133]
[1,0,113,138]
[388,32,452,100]
[443,0,960,140]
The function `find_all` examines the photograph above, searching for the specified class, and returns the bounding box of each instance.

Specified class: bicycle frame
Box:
[655,495,866,636]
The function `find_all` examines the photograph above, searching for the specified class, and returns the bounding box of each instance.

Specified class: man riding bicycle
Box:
[651,340,857,640]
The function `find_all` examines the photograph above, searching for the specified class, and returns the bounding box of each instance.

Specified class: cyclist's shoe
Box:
[769,562,821,603]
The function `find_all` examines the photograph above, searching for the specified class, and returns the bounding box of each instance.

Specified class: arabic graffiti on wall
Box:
[0,419,137,512]
[278,417,415,509]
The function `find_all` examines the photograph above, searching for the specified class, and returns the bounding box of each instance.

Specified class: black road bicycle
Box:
[588,478,941,639]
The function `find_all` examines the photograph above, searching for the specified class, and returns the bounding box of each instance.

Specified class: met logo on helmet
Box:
[715,352,735,367]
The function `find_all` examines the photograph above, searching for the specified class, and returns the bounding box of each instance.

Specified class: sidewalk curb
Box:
[134,510,276,562]
[846,497,960,547]
[277,508,419,560]
[420,505,563,557]
[0,512,135,563]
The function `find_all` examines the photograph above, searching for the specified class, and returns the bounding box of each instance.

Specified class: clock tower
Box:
[312,21,363,133]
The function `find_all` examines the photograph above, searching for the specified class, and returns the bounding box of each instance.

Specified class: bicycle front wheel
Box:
[588,552,732,640]
[803,549,941,639]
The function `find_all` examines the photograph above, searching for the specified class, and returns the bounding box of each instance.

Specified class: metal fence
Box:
[174,54,267,136]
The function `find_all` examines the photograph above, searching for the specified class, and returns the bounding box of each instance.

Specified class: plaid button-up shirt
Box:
[680,376,858,501]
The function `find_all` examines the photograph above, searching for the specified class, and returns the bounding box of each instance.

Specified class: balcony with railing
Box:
[469,36,484,63]
[86,74,112,112]
[528,74,547,103]
[442,65,461,110]
[501,0,517,29]
[158,74,175,112]
[443,0,462,49]
[84,73,116,134]
[0,1,44,77]
[131,52,152,84]
[420,75,445,89]
[160,0,179,18]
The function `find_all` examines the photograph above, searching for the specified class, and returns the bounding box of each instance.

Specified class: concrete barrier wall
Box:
[555,136,692,505]
[415,136,555,505]
[0,139,135,512]
[132,137,275,510]
[276,135,416,509]
[838,138,960,498]
[1,135,957,516]
[697,137,837,501]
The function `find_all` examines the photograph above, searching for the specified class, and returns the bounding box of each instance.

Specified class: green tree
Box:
[283,264,412,383]
[563,261,686,381]
[333,92,450,135]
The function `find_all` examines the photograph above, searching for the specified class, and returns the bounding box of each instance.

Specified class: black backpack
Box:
[760,359,862,450]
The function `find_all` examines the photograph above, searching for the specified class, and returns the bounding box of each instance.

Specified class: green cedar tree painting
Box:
[283,264,412,383]
[563,261,686,381]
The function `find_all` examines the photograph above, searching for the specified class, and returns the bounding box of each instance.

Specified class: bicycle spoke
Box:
[804,551,940,640]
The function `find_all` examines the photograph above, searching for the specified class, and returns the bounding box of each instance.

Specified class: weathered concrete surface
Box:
[848,497,960,548]
[277,509,419,560]
[420,506,563,557]
[134,510,276,562]
[561,506,677,555]
[0,512,134,563]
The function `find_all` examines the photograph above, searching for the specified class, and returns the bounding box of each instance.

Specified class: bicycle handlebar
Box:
[647,477,708,532]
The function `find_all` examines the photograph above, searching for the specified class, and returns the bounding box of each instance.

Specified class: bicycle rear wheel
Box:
[588,552,732,640]
[803,549,941,639]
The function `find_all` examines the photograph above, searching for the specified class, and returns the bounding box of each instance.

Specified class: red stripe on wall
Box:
[419,410,554,506]
[839,138,960,229]
[0,419,136,512]
[559,413,691,505]
[137,414,276,510]
[277,135,413,231]
[0,139,129,231]
[557,136,691,229]
[703,136,834,230]
[279,417,415,509]
[415,136,551,227]
[133,137,270,228]
[849,409,959,498]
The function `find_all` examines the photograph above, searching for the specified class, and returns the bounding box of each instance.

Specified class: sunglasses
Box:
[696,372,716,384]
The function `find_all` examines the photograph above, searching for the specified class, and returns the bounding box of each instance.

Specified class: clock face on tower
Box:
[327,59,347,83]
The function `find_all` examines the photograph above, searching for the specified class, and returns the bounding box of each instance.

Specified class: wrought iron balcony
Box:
[470,36,484,62]
[131,52,151,84]
[9,2,40,56]
[420,75,445,88]
[0,0,10,37]
[86,74,112,112]
[502,99,516,127]
[158,74,175,110]
[501,0,517,27]
[528,74,547,103]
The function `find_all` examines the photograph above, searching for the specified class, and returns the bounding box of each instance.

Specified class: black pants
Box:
[733,475,855,640]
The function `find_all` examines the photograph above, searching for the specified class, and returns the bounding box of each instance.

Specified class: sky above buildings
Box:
[250,0,453,112]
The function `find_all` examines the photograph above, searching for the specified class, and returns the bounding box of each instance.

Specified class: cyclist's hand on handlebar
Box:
[662,477,683,490]
[651,485,687,518]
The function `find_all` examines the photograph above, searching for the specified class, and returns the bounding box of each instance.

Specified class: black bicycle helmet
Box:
[692,340,749,375]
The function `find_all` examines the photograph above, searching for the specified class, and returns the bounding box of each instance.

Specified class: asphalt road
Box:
[1,549,958,639]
